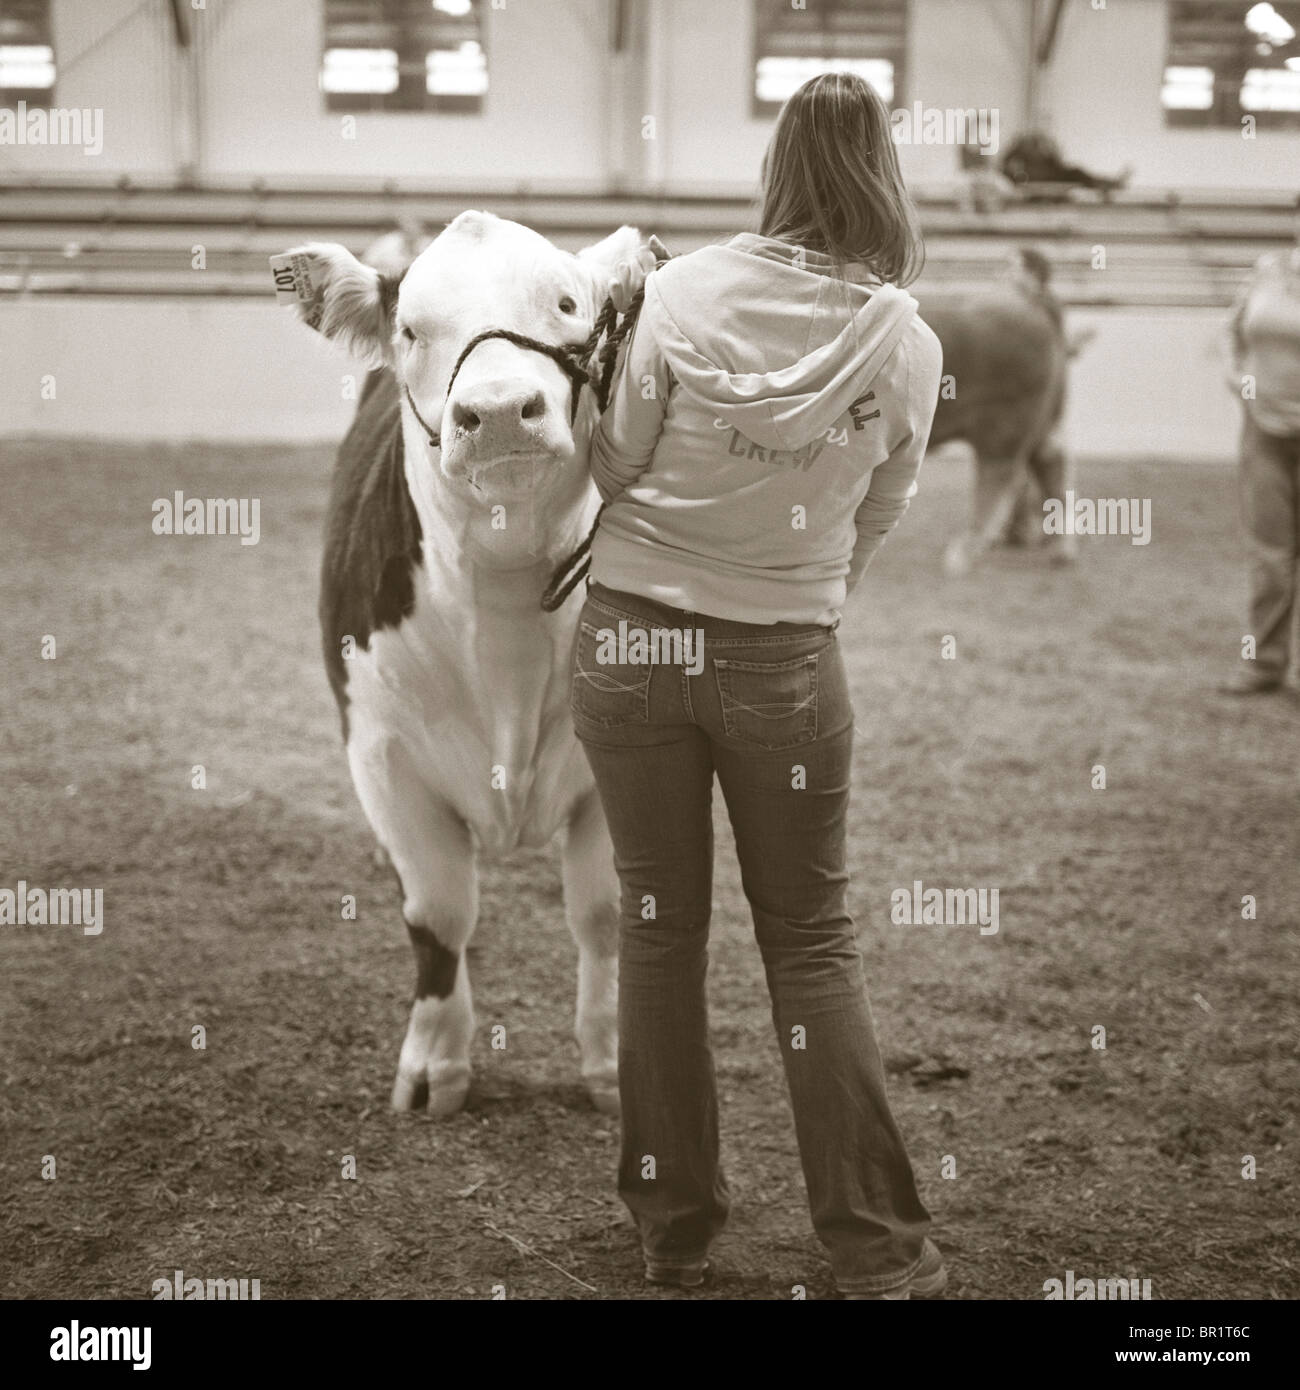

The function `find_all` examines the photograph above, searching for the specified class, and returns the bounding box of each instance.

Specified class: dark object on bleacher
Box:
[1000,131,1131,200]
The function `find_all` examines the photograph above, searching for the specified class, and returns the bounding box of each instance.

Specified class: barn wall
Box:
[1045,0,1300,193]
[0,296,1244,462]
[4,1,1296,192]
[1,0,612,188]
[195,0,611,188]
[0,0,177,177]
[0,298,365,441]
[651,0,1030,193]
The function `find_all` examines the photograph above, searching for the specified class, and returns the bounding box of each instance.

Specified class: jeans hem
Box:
[834,1246,926,1296]
[642,1252,710,1270]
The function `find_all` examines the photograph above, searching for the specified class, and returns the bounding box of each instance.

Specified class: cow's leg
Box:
[1002,471,1038,547]
[1029,433,1078,565]
[348,743,479,1115]
[390,802,478,1116]
[559,790,620,1115]
[944,452,1029,576]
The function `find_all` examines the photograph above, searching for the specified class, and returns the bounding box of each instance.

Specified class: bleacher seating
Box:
[0,179,1294,307]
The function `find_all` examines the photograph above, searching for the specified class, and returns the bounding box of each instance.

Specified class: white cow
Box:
[278,212,648,1116]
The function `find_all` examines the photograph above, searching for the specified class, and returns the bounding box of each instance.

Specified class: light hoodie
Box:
[1230,247,1300,437]
[589,231,943,625]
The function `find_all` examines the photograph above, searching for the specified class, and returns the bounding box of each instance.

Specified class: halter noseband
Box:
[402,327,595,451]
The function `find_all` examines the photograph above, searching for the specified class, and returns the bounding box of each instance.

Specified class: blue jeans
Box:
[1240,413,1300,682]
[570,581,932,1294]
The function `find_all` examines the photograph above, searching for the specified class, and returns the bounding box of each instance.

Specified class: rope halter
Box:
[402,326,600,451]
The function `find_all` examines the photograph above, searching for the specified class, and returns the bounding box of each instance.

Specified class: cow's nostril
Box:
[452,402,481,433]
[520,391,546,423]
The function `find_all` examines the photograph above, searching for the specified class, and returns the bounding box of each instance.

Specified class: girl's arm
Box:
[590,316,671,502]
[845,340,935,596]
[843,421,927,596]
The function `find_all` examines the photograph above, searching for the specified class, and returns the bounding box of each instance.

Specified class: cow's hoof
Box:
[943,540,972,577]
[390,1065,470,1116]
[390,1069,428,1112]
[426,1078,471,1117]
[585,1078,621,1116]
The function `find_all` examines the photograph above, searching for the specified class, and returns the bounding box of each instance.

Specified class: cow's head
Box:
[280,213,647,560]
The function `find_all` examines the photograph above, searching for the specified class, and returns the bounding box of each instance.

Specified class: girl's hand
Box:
[607,235,670,313]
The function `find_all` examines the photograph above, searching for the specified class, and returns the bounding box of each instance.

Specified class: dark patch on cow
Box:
[319,368,424,739]
[373,551,417,630]
[405,921,459,999]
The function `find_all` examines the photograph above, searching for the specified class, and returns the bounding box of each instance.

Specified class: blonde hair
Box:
[759,71,923,286]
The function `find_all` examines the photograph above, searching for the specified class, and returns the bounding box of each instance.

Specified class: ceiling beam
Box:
[1037,0,1068,66]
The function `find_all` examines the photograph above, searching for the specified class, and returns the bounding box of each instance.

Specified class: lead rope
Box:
[540,253,667,612]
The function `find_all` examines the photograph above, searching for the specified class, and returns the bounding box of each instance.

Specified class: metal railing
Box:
[0,180,1294,307]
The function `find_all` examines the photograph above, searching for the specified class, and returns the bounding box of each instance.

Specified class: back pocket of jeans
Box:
[571,620,652,727]
[713,652,818,749]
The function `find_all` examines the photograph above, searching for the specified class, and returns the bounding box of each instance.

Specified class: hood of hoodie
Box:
[642,232,919,453]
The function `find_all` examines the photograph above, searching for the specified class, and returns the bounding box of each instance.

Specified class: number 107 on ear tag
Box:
[269,252,324,331]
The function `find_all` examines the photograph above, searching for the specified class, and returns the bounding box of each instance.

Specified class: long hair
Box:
[758,71,923,286]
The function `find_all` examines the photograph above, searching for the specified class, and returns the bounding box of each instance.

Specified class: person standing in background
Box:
[1223,199,1300,699]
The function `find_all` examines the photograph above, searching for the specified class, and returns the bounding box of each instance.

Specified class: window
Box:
[0,0,55,107]
[1164,1,1300,128]
[752,0,906,117]
[322,0,486,113]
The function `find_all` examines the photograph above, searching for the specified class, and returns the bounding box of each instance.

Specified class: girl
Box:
[571,72,945,1299]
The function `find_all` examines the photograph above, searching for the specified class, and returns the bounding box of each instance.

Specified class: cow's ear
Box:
[361,226,430,278]
[272,242,399,368]
[576,225,649,283]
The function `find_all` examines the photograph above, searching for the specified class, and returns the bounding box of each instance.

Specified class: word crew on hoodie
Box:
[590,231,943,626]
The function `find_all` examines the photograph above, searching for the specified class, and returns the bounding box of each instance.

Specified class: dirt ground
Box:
[1,438,1297,1300]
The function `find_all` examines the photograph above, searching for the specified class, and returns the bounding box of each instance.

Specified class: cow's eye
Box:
[401,325,416,344]
[558,296,577,315]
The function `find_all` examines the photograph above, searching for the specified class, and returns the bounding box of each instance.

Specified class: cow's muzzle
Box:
[448,377,554,462]
[403,328,593,453]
